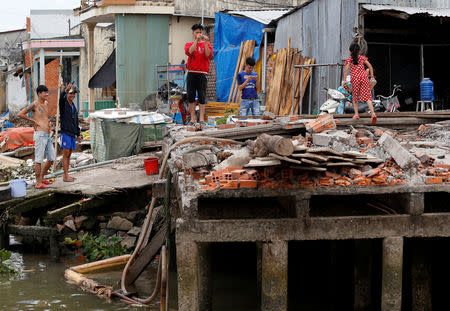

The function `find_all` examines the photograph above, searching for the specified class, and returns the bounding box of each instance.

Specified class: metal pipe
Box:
[294,63,343,68]
[262,30,268,95]
[299,68,304,115]
[44,159,115,179]
[308,67,313,115]
[291,67,296,115]
[420,44,424,81]
[261,28,275,105]
[315,66,321,115]
[201,0,204,25]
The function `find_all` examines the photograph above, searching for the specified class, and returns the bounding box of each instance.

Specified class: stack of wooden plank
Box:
[228,40,256,104]
[266,41,315,116]
[205,101,240,117]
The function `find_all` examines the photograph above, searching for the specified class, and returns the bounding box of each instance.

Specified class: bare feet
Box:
[63,176,76,182]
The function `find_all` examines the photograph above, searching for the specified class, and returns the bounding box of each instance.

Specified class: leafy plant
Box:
[216,108,238,125]
[0,249,19,275]
[66,234,128,262]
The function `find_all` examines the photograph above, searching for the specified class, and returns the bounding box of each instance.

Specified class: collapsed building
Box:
[155,113,450,310]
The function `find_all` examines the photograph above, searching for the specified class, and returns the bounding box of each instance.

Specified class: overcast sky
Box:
[0,0,80,32]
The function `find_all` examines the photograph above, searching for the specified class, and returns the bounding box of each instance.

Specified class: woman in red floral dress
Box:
[343,42,377,125]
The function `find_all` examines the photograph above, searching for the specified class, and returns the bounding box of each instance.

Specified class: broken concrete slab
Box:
[378,133,420,169]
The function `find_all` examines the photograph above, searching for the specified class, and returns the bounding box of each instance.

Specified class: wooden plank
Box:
[228,41,244,103]
[124,224,167,286]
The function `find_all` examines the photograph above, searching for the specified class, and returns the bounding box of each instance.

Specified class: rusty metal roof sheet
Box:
[362,4,450,18]
[227,9,292,25]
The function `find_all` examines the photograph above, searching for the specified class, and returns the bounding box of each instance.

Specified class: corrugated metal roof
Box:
[227,9,292,25]
[362,4,450,18]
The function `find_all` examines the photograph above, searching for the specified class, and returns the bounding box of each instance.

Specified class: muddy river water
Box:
[0,253,161,311]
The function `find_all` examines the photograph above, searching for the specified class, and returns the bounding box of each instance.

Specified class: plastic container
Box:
[420,78,434,101]
[144,158,159,175]
[9,179,27,198]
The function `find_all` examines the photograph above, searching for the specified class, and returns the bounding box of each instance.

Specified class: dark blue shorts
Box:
[61,133,76,150]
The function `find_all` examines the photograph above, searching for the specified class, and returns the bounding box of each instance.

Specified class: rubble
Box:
[164,116,449,192]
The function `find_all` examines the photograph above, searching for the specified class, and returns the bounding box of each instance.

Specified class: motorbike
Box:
[374,84,402,112]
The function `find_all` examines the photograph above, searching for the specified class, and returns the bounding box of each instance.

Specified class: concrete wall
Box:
[169,16,214,64]
[6,72,27,115]
[30,10,80,39]
[78,24,116,105]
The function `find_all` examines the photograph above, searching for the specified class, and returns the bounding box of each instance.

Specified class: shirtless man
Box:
[18,85,55,189]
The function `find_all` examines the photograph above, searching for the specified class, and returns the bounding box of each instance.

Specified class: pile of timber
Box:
[266,40,315,116]
[205,101,240,117]
[228,40,256,104]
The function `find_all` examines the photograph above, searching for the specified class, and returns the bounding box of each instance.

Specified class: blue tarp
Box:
[213,13,265,103]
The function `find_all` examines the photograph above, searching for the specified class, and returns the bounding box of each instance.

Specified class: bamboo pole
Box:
[71,254,131,274]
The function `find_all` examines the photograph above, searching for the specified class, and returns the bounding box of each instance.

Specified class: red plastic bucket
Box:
[144,158,159,175]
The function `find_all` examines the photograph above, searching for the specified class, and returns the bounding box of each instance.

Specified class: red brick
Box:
[357,137,374,145]
[231,169,246,179]
[374,129,384,137]
[218,123,236,130]
[425,176,443,184]
[239,180,257,188]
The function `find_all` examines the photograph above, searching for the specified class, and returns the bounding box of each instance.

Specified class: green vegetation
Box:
[65,233,128,262]
[215,109,238,125]
[0,249,19,275]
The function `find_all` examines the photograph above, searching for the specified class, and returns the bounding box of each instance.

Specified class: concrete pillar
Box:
[261,240,288,311]
[198,243,212,311]
[295,194,310,218]
[354,240,373,310]
[39,48,45,85]
[382,237,403,311]
[33,61,39,91]
[177,241,199,311]
[87,23,96,113]
[411,241,432,311]
[402,193,425,215]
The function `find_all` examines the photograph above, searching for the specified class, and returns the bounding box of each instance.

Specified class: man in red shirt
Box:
[184,24,213,124]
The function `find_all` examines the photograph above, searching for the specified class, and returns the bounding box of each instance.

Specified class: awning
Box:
[227,9,292,25]
[362,4,450,18]
[88,49,116,89]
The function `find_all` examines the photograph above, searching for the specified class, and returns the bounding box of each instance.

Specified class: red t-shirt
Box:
[184,41,213,74]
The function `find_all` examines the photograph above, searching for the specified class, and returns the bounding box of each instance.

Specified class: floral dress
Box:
[345,55,372,101]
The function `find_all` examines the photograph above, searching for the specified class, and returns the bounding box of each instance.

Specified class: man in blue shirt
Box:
[237,57,260,116]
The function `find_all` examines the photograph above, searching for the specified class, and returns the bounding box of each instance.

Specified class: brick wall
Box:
[205,25,216,101]
[24,51,59,116]
[45,58,60,116]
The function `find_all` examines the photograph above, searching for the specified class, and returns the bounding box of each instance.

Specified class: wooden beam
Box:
[124,224,167,286]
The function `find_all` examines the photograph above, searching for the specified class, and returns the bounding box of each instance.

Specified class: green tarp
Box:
[101,121,144,160]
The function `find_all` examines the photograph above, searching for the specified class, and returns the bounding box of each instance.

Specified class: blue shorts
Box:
[61,133,77,150]
[33,131,55,163]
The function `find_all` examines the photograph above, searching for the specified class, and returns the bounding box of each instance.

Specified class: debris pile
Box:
[167,117,450,190]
